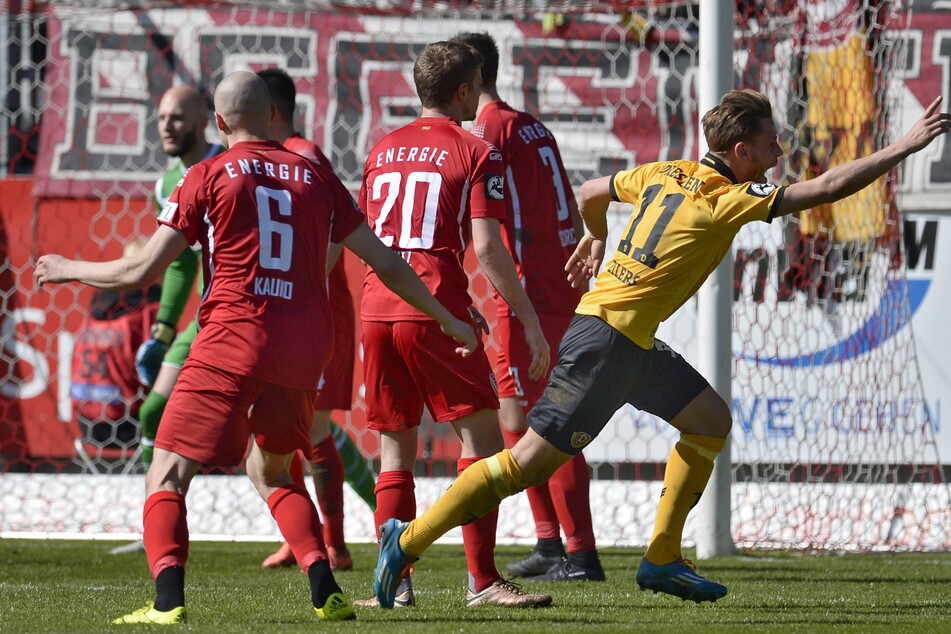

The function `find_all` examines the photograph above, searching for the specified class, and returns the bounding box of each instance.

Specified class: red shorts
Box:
[156,358,318,467]
[315,314,355,411]
[494,312,573,411]
[362,319,498,432]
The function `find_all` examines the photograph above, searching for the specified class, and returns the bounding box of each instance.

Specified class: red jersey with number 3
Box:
[158,139,365,389]
[360,116,506,321]
[471,101,582,317]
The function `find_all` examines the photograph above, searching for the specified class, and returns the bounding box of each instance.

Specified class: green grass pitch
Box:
[3,539,951,632]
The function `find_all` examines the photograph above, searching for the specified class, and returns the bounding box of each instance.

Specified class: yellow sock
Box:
[400,449,527,557]
[644,434,725,565]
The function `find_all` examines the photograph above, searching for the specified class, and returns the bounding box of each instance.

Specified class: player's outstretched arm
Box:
[576,176,612,241]
[34,225,189,290]
[341,223,477,357]
[778,95,951,217]
[566,176,612,288]
[471,217,550,380]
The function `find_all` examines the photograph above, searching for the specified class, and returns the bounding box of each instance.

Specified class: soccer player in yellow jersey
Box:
[371,89,951,608]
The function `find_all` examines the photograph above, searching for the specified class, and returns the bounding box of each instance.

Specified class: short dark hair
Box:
[255,68,296,122]
[450,32,499,87]
[701,89,774,152]
[413,41,483,109]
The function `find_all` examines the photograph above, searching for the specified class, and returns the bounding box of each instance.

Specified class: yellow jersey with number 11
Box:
[576,153,785,350]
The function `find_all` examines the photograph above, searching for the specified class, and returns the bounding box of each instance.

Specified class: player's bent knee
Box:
[145,452,194,497]
[518,455,565,488]
[671,386,732,438]
[707,398,733,439]
[509,429,571,487]
[713,416,733,439]
[498,397,529,433]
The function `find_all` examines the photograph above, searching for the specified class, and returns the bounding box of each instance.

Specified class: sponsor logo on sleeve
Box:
[158,202,178,223]
[747,183,777,197]
[481,140,502,161]
[486,174,504,200]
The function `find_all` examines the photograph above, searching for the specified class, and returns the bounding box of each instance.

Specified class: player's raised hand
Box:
[33,254,73,287]
[566,233,605,289]
[441,315,479,357]
[523,322,551,381]
[901,96,951,154]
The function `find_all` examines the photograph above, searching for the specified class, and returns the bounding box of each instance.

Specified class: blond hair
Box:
[701,89,773,152]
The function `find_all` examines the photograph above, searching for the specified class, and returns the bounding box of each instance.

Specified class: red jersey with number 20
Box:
[360,116,506,321]
[471,100,582,318]
[158,139,365,389]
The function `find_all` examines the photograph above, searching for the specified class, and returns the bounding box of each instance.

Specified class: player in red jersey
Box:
[34,71,477,625]
[355,40,552,609]
[254,67,377,573]
[453,32,604,583]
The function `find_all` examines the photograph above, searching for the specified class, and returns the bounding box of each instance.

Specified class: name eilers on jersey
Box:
[606,259,640,286]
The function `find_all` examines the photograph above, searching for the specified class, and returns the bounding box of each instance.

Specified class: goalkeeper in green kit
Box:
[108,86,220,556]
[133,85,225,473]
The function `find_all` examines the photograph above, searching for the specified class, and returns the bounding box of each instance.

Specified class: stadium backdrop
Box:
[1,2,949,474]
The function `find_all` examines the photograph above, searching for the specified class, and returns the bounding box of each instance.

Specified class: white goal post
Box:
[695,0,736,559]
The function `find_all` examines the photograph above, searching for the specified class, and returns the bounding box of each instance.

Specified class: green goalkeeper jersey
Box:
[153,143,223,326]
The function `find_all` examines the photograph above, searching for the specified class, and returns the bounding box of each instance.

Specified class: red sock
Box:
[458,457,500,592]
[267,485,327,572]
[373,470,415,540]
[143,491,189,579]
[549,452,596,552]
[289,450,307,489]
[500,427,523,450]
[310,435,346,550]
[503,427,559,540]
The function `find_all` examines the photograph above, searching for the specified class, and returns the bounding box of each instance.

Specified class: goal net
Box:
[2,0,949,552]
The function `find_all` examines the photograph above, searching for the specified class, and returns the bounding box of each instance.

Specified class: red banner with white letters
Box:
[15,4,951,463]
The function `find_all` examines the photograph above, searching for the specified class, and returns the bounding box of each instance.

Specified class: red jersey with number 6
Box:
[471,100,582,318]
[157,139,364,389]
[359,116,506,321]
